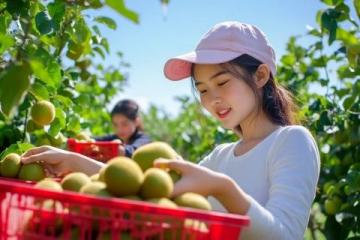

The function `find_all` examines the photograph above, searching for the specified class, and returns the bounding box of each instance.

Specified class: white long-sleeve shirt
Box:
[199,125,320,240]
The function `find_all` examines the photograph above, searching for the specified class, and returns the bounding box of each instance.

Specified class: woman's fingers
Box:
[154,158,189,173]
[171,179,190,197]
[21,152,48,164]
[21,146,50,158]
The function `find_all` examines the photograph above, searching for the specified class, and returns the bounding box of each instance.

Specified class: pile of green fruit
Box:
[0,153,46,182]
[21,142,211,239]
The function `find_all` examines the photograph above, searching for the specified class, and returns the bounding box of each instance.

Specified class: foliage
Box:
[0,0,140,154]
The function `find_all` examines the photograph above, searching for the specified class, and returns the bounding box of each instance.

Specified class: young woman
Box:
[96,99,151,157]
[22,21,320,239]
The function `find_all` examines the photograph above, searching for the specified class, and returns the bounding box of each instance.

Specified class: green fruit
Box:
[30,100,56,126]
[97,231,132,240]
[75,132,91,141]
[80,181,112,197]
[80,182,113,220]
[122,195,142,201]
[0,153,21,178]
[132,141,178,171]
[90,173,100,181]
[140,168,173,199]
[184,219,208,233]
[33,179,63,207]
[58,226,80,240]
[26,119,43,133]
[324,197,342,215]
[104,157,143,197]
[173,193,211,211]
[50,133,67,147]
[18,163,46,182]
[169,170,181,183]
[98,166,106,182]
[344,185,352,196]
[35,178,63,191]
[36,135,51,146]
[24,199,64,236]
[323,180,336,193]
[66,42,85,60]
[61,172,91,192]
[147,198,177,208]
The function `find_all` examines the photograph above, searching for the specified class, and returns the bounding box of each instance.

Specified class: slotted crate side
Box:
[0,179,249,240]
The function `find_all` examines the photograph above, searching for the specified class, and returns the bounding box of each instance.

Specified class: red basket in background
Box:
[0,179,250,240]
[67,138,121,162]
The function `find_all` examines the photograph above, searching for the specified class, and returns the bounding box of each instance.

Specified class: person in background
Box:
[96,99,151,157]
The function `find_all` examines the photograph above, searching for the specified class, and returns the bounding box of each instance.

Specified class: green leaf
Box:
[0,12,12,34]
[322,0,334,5]
[100,38,110,53]
[67,114,81,133]
[47,0,66,31]
[94,16,117,30]
[105,0,139,24]
[354,0,360,19]
[321,0,344,6]
[336,28,359,46]
[321,9,338,45]
[0,33,14,54]
[89,0,103,8]
[92,25,101,35]
[5,0,30,18]
[48,118,61,137]
[281,54,296,66]
[55,108,67,128]
[0,62,31,117]
[93,46,105,59]
[29,82,49,100]
[72,18,91,44]
[0,142,34,159]
[29,48,61,88]
[35,11,54,35]
[347,44,360,68]
[54,95,73,108]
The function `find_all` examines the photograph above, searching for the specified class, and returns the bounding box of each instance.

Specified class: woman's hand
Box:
[154,158,251,215]
[21,146,74,177]
[21,145,105,177]
[154,158,226,198]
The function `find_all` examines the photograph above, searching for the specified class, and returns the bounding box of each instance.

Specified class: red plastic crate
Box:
[67,138,121,162]
[0,179,250,240]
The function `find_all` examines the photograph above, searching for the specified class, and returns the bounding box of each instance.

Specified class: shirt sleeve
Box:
[124,134,152,157]
[243,126,320,240]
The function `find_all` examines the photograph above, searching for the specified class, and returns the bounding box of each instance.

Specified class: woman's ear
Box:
[254,64,270,88]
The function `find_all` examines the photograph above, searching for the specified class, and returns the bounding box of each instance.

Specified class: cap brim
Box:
[164,50,243,81]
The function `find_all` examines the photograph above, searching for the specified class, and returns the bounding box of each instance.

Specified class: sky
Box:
[88,0,325,115]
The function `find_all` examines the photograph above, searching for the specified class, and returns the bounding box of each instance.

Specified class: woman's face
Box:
[193,63,257,129]
[111,114,137,141]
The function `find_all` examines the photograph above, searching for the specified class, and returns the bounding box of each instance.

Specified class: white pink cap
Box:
[164,21,276,81]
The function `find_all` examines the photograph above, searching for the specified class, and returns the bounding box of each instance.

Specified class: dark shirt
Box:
[95,130,151,157]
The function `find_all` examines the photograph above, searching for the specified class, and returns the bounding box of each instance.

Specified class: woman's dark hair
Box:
[191,54,299,132]
[111,99,143,130]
